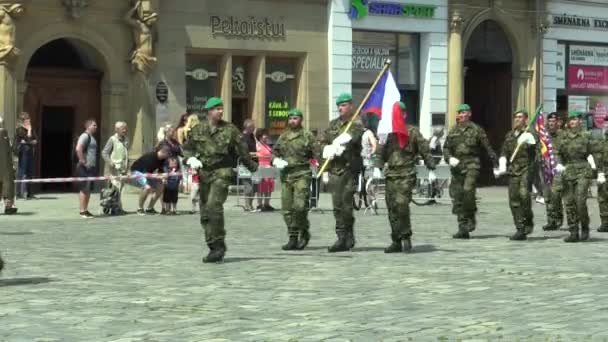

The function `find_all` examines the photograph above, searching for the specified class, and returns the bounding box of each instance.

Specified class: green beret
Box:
[568,111,582,119]
[204,97,224,110]
[399,101,406,110]
[456,104,471,112]
[514,109,529,117]
[336,93,352,106]
[288,108,303,118]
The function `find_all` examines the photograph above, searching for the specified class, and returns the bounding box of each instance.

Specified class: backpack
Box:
[74,133,91,163]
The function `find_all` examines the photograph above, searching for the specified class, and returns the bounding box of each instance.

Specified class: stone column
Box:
[0,63,17,136]
[219,54,233,122]
[515,69,533,112]
[0,2,24,137]
[248,55,265,128]
[447,13,464,128]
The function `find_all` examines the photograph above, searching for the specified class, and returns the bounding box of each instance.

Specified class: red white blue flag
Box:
[534,112,557,184]
[361,70,408,148]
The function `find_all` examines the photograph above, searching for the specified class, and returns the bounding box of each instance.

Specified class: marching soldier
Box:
[554,111,596,242]
[596,128,608,233]
[318,93,364,252]
[542,112,564,231]
[380,102,436,252]
[272,109,315,250]
[443,104,498,238]
[495,110,539,240]
[182,97,258,263]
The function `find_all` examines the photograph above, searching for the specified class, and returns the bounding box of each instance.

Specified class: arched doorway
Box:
[464,20,513,185]
[24,38,103,192]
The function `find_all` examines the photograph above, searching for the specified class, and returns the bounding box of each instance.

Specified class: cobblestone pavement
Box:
[2,187,608,341]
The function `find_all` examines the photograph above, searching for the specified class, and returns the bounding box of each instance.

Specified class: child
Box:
[162,157,182,215]
[190,167,200,214]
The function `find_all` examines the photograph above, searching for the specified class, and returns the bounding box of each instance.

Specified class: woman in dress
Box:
[255,129,275,212]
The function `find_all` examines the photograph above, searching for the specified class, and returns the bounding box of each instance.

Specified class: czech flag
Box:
[361,70,408,148]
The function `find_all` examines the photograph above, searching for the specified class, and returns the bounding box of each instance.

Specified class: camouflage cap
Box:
[204,97,224,110]
[336,93,352,106]
[457,104,471,112]
[288,108,303,118]
[568,110,582,119]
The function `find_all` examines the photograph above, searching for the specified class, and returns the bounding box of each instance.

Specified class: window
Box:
[265,58,297,136]
[185,55,219,115]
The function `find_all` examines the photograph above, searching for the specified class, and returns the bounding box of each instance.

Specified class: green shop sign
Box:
[266,99,290,136]
[349,0,436,20]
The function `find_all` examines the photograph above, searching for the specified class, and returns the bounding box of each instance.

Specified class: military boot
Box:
[328,231,349,253]
[524,225,534,236]
[452,230,470,239]
[564,227,580,243]
[297,230,311,250]
[402,237,413,253]
[542,222,559,231]
[509,229,527,241]
[384,234,402,253]
[597,218,608,232]
[468,217,477,232]
[203,241,226,263]
[282,236,299,251]
[580,225,590,241]
[344,227,356,250]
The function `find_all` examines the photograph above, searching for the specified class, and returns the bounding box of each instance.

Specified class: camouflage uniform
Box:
[595,131,608,232]
[554,126,594,241]
[182,119,257,258]
[443,121,498,237]
[543,128,564,230]
[0,126,15,202]
[318,117,364,251]
[500,129,540,239]
[273,126,315,249]
[380,127,435,252]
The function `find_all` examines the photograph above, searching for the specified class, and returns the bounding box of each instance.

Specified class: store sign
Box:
[267,100,290,136]
[155,82,168,103]
[570,45,608,66]
[210,16,285,39]
[266,71,294,83]
[556,44,565,89]
[552,14,608,30]
[568,65,608,91]
[352,45,391,70]
[349,0,436,20]
[185,68,218,81]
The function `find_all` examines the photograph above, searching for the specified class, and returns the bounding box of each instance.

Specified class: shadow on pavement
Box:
[413,244,457,253]
[0,277,54,287]
[0,231,34,235]
[470,234,508,239]
[352,247,385,252]
[527,236,564,241]
[223,257,285,263]
[584,237,608,243]
[2,212,36,216]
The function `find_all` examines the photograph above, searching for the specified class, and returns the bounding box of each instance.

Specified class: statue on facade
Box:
[63,0,89,19]
[0,3,23,64]
[124,0,158,73]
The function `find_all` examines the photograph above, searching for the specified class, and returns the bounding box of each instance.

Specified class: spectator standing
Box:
[14,112,37,199]
[101,121,129,214]
[75,119,98,218]
[361,113,379,177]
[157,125,182,158]
[0,116,17,214]
[175,113,190,145]
[130,146,170,215]
[241,119,258,211]
[256,129,275,212]
[162,156,182,215]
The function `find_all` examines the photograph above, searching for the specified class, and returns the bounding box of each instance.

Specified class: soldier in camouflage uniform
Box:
[182,97,258,263]
[443,104,498,239]
[554,111,596,242]
[272,109,315,251]
[542,112,564,231]
[495,110,539,240]
[380,102,436,253]
[596,129,608,233]
[318,93,364,252]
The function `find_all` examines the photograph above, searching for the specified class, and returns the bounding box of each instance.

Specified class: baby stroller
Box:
[99,183,122,215]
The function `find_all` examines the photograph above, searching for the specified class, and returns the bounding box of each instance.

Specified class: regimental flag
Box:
[361,70,408,148]
[534,112,557,184]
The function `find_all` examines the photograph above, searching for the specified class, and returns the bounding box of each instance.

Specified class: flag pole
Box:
[316,60,392,179]
[509,104,543,163]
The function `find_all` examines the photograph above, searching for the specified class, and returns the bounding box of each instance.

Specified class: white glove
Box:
[372,167,383,179]
[498,156,508,174]
[448,157,460,167]
[556,163,566,173]
[598,172,606,184]
[332,133,352,145]
[517,132,536,145]
[334,145,346,157]
[322,145,336,160]
[493,168,502,178]
[587,155,597,170]
[272,158,289,169]
[428,170,437,182]
[186,157,203,169]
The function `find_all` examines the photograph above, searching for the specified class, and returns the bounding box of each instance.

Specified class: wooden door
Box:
[24,68,101,190]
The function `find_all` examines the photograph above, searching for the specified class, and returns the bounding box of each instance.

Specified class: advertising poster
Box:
[591,96,608,128]
[266,99,289,137]
[568,65,608,91]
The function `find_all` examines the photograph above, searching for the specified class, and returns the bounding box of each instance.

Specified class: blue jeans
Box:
[16,154,35,197]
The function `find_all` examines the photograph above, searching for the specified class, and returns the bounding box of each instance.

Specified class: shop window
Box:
[185,55,219,115]
[232,57,252,129]
[265,58,297,137]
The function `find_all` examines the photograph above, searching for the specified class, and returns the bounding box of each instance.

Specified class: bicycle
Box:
[412,178,446,206]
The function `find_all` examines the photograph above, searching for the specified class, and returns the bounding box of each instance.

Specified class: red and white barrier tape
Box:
[14,172,186,184]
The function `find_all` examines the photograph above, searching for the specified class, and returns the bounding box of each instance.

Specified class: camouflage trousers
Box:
[281,172,311,238]
[199,168,232,244]
[597,182,608,225]
[544,174,564,227]
[385,176,416,240]
[508,174,533,231]
[449,169,479,232]
[328,171,356,234]
[563,176,591,228]
[0,168,15,200]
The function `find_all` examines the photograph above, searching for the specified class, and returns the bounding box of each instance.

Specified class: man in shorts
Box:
[130,145,170,215]
[75,120,98,218]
